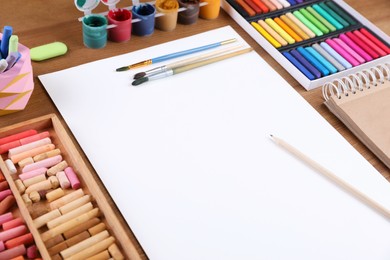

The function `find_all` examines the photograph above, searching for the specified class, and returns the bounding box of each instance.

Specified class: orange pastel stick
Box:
[236,0,256,16]
[252,0,269,13]
[261,0,276,11]
[244,0,262,14]
[274,17,303,42]
[5,233,34,249]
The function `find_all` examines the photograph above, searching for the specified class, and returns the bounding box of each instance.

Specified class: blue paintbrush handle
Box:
[151,39,236,64]
[0,26,13,58]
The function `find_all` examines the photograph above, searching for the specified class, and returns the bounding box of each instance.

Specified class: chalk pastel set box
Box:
[0,114,141,259]
[221,0,390,90]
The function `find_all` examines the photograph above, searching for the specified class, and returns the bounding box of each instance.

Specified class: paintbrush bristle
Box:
[116,66,130,72]
[133,72,146,79]
[132,77,149,86]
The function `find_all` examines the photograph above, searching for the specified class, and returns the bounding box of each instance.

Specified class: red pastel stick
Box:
[252,0,269,13]
[0,130,37,146]
[0,140,21,154]
[353,30,387,57]
[345,31,379,59]
[359,28,390,55]
[244,0,262,14]
[5,233,34,249]
[3,217,24,230]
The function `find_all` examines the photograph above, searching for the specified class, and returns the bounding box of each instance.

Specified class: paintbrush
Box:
[116,38,237,71]
[132,47,253,86]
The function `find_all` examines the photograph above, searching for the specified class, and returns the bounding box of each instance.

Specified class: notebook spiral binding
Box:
[322,63,390,101]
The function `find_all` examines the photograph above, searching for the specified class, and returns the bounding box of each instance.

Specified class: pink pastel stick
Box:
[0,190,12,202]
[18,167,48,181]
[0,241,4,252]
[22,155,62,173]
[0,212,13,226]
[64,167,81,190]
[339,34,373,62]
[0,140,21,154]
[19,131,50,145]
[333,38,365,64]
[0,244,26,259]
[27,245,38,258]
[0,225,27,241]
[325,39,360,67]
[2,217,24,230]
[0,130,37,146]
[8,137,52,157]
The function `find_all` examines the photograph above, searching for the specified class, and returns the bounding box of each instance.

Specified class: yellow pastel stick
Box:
[280,14,310,40]
[285,12,316,38]
[265,18,295,44]
[258,20,288,46]
[251,22,282,48]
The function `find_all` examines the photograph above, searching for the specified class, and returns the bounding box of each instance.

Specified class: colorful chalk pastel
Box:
[333,37,365,63]
[293,10,323,36]
[59,195,92,215]
[18,157,34,168]
[339,33,372,61]
[236,0,256,16]
[22,154,62,173]
[258,20,288,46]
[345,31,378,59]
[325,1,356,25]
[64,167,81,190]
[312,44,345,72]
[312,4,343,30]
[360,28,390,54]
[22,174,46,188]
[27,245,38,259]
[282,51,316,80]
[252,22,282,48]
[318,2,349,27]
[0,140,21,155]
[108,243,125,260]
[11,144,55,164]
[244,0,262,14]
[290,49,321,78]
[33,148,61,162]
[276,0,290,8]
[0,225,27,241]
[61,231,110,259]
[47,202,94,229]
[261,0,277,11]
[5,159,17,174]
[4,233,34,249]
[297,46,330,76]
[0,130,38,146]
[25,179,53,194]
[274,17,303,42]
[0,181,9,192]
[33,209,62,229]
[305,46,338,74]
[280,15,310,40]
[0,212,13,226]
[56,170,71,189]
[47,160,68,176]
[88,222,106,236]
[18,167,47,181]
[49,188,85,210]
[299,8,329,34]
[320,42,352,69]
[286,12,315,38]
[0,189,12,201]
[252,0,269,13]
[286,0,296,5]
[353,30,387,57]
[306,6,336,32]
[325,39,360,67]
[46,187,66,203]
[63,217,100,239]
[0,244,26,259]
[265,18,295,44]
[8,137,52,157]
[19,131,50,145]
[2,217,24,230]
[269,0,282,9]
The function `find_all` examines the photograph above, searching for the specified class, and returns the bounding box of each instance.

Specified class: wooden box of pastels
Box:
[221,0,390,90]
[0,114,141,259]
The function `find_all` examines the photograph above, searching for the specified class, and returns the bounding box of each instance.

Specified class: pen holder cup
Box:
[82,14,108,49]
[107,8,132,42]
[132,3,156,36]
[178,0,200,25]
[199,0,220,19]
[0,40,34,116]
[155,0,179,31]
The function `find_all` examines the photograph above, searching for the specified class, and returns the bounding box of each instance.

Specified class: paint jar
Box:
[177,0,200,25]
[155,0,179,31]
[199,0,220,19]
[107,8,132,42]
[132,3,156,36]
[82,14,108,49]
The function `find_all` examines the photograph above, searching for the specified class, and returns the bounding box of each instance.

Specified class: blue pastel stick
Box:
[297,47,330,76]
[287,0,297,5]
[290,49,321,78]
[282,51,315,80]
[320,42,352,69]
[0,26,13,58]
[305,46,338,74]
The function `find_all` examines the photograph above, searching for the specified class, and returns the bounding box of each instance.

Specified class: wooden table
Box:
[1,0,389,258]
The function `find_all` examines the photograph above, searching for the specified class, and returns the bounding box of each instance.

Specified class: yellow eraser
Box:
[30,42,67,61]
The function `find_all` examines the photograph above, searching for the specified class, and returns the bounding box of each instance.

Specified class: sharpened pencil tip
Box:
[132,77,149,86]
[116,66,129,72]
[133,72,146,79]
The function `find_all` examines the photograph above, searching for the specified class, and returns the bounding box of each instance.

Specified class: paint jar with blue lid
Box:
[132,3,156,36]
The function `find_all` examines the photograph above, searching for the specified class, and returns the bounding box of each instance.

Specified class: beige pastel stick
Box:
[59,195,92,215]
[47,202,93,229]
[45,234,65,248]
[18,157,34,168]
[11,144,55,164]
[65,230,91,247]
[23,174,46,188]
[33,148,61,162]
[46,188,65,203]
[21,193,32,206]
[60,230,110,259]
[14,179,26,194]
[257,20,288,46]
[49,175,60,189]
[8,137,52,157]
[48,241,68,255]
[41,208,99,241]
[108,243,125,260]
[64,236,115,260]
[56,171,71,189]
[50,189,84,210]
[25,179,52,194]
[63,217,100,239]
[33,209,62,229]
[47,161,68,176]
[88,222,106,236]
[285,12,316,38]
[86,250,110,260]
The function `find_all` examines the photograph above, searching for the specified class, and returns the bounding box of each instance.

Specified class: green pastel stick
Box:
[319,2,349,27]
[306,6,336,32]
[312,4,343,30]
[293,10,323,37]
[325,1,357,25]
[300,8,329,34]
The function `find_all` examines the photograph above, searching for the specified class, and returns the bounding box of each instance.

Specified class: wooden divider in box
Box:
[0,114,143,260]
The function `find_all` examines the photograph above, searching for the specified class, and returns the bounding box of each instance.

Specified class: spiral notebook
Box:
[323,63,390,168]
